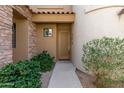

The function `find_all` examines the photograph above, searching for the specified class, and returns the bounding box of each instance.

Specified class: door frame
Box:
[56,23,72,61]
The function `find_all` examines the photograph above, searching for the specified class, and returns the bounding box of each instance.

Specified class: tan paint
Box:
[36,24,57,60]
[36,23,72,61]
[57,24,71,60]
[32,14,75,23]
[13,18,28,63]
[29,5,72,13]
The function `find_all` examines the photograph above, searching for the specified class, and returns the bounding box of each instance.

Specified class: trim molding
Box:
[37,8,64,10]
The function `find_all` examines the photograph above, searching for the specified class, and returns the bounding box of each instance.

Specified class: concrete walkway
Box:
[48,61,82,88]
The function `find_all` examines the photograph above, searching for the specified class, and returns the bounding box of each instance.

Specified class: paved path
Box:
[48,61,82,88]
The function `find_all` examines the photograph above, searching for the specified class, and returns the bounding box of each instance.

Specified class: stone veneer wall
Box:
[0,5,38,67]
[0,6,13,67]
[28,22,38,59]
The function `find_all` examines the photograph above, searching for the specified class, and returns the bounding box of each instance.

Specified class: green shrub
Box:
[15,60,41,75]
[31,51,54,72]
[82,37,124,87]
[0,60,41,88]
[0,51,54,88]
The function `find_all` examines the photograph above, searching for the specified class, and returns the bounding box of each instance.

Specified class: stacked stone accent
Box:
[0,5,38,67]
[0,6,13,67]
[28,22,38,59]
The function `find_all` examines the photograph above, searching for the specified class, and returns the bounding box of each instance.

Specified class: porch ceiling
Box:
[32,14,75,23]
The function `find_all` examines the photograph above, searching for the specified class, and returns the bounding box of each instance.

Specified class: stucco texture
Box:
[72,5,124,74]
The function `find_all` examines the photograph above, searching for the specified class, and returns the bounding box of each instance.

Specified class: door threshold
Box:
[59,59,70,61]
[57,59,71,63]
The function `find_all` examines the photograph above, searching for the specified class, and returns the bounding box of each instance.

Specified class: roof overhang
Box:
[32,14,75,23]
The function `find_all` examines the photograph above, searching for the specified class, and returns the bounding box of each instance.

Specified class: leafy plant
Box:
[31,51,54,72]
[82,37,124,87]
[0,51,54,88]
[0,60,41,88]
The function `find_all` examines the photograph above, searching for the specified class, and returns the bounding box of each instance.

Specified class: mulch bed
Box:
[40,70,53,88]
[76,69,96,88]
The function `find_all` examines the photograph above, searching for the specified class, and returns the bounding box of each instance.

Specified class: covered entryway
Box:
[33,12,75,61]
[36,23,72,61]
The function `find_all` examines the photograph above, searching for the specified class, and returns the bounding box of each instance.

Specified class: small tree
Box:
[82,37,124,87]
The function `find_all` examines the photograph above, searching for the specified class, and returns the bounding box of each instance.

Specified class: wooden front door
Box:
[58,24,71,60]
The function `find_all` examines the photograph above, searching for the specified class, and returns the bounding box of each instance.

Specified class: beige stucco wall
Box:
[12,6,38,62]
[36,24,57,60]
[13,18,28,63]
[72,5,124,74]
[29,5,72,13]
[32,14,75,23]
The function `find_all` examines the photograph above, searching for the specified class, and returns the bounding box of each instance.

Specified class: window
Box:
[43,28,53,37]
[12,23,16,48]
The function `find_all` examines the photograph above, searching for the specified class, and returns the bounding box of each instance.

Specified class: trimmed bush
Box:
[0,51,54,88]
[0,60,41,88]
[82,37,124,87]
[31,51,55,72]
